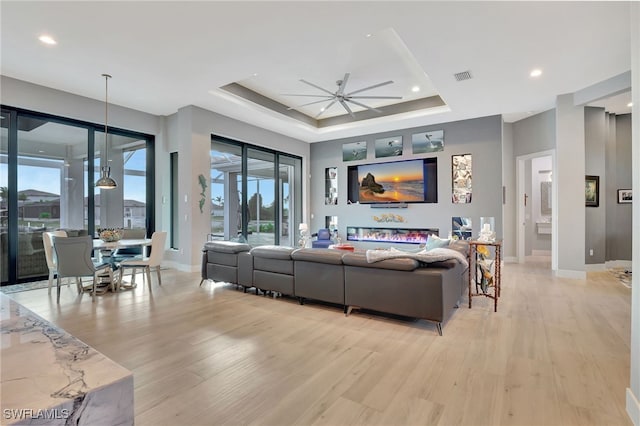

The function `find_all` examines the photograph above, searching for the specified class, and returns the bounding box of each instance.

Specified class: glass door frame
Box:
[1,105,155,285]
[211,135,302,246]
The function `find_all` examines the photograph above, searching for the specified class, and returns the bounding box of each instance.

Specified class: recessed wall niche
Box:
[325,167,338,205]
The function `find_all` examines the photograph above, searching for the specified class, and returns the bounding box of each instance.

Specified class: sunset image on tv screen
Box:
[357,159,425,203]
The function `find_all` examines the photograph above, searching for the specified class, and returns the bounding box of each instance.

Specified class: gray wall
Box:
[501,122,516,259]
[510,110,556,261]
[513,109,556,157]
[607,113,633,261]
[165,105,310,269]
[310,115,503,248]
[585,107,607,264]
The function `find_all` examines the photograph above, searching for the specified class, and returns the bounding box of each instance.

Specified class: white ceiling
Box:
[0,1,633,143]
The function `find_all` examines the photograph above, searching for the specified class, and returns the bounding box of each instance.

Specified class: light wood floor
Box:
[7,257,633,426]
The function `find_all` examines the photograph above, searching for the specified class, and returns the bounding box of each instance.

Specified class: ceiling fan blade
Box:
[287,98,336,110]
[281,94,333,98]
[336,73,350,96]
[347,99,382,113]
[299,79,336,96]
[346,80,394,96]
[339,99,355,117]
[348,95,403,99]
[315,99,337,119]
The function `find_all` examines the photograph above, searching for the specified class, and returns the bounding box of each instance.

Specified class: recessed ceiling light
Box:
[38,35,57,45]
[38,150,45,153]
[365,34,372,38]
[530,69,542,78]
[627,102,633,107]
[253,73,258,77]
[320,107,326,112]
[411,86,420,93]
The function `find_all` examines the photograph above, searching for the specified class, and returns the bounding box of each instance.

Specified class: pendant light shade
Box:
[96,166,117,189]
[95,73,117,189]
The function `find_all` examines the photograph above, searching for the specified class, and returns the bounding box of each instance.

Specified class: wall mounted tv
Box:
[347,157,438,204]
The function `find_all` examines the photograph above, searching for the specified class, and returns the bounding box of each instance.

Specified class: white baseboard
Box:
[164,260,200,273]
[532,249,551,256]
[585,263,607,272]
[504,256,518,263]
[555,269,587,280]
[627,388,640,426]
[606,260,633,269]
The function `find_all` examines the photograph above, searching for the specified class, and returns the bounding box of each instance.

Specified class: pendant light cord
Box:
[102,73,111,164]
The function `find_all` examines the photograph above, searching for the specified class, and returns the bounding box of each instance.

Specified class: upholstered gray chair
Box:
[52,235,112,303]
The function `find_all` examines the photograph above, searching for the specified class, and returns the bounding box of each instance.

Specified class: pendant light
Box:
[95,73,117,189]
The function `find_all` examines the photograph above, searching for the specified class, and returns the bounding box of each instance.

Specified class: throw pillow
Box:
[425,234,451,251]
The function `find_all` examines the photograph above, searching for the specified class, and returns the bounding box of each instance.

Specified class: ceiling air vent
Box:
[454,70,473,81]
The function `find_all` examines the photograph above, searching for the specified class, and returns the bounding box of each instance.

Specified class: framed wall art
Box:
[617,189,632,204]
[452,154,472,204]
[585,175,599,207]
[412,130,444,154]
[374,136,403,158]
[342,141,367,161]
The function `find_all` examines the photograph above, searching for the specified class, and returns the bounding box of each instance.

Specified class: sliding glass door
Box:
[0,107,154,285]
[210,136,302,247]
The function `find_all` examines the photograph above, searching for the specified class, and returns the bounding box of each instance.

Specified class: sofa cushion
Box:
[425,234,450,250]
[342,252,418,271]
[250,245,295,260]
[253,257,293,275]
[291,248,344,265]
[204,241,251,254]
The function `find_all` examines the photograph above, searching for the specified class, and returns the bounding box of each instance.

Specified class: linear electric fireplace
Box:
[347,226,439,245]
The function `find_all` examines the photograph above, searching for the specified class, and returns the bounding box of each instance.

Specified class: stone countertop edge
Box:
[0,293,134,425]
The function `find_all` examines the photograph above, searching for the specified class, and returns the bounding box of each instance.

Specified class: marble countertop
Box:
[0,293,133,425]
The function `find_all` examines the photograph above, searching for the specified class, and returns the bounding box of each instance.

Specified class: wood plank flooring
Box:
[7,257,632,425]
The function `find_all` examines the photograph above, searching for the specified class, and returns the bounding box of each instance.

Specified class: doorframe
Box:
[516,149,558,271]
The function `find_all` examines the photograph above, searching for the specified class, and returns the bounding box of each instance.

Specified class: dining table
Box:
[92,238,153,291]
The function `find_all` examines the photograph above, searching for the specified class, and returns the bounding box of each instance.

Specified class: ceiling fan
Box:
[282,73,402,119]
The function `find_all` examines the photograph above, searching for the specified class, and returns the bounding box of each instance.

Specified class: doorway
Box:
[517,150,558,270]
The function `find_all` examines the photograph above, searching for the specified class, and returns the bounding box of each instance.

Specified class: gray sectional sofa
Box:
[201,241,469,335]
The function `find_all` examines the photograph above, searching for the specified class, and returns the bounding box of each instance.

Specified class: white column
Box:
[555,94,586,278]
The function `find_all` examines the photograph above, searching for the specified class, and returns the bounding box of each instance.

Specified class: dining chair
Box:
[118,231,167,290]
[52,235,113,303]
[42,230,68,294]
[112,228,146,262]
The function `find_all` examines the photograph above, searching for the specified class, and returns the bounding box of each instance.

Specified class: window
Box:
[210,136,302,247]
[0,106,154,285]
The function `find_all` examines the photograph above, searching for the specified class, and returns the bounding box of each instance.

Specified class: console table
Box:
[468,240,502,312]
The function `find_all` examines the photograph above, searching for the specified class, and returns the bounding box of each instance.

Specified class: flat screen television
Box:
[347,157,438,204]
